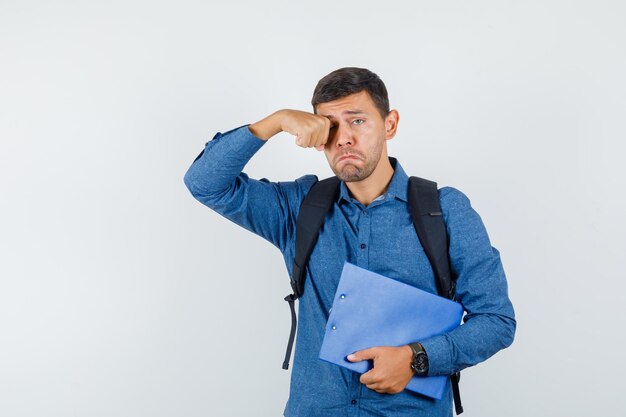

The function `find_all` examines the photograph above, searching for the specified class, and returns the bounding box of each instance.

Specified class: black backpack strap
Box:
[450,373,463,415]
[407,177,455,299]
[291,177,341,298]
[282,176,341,370]
[407,176,463,415]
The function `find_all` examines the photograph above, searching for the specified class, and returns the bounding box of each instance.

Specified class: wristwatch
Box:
[409,342,429,376]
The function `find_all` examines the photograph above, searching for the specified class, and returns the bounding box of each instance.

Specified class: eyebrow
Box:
[322,110,367,118]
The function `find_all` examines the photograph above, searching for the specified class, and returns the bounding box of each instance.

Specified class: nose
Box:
[334,123,353,148]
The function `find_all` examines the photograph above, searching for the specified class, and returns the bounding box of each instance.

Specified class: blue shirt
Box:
[184,126,516,417]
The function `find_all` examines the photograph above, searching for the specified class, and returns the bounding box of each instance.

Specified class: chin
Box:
[335,166,372,182]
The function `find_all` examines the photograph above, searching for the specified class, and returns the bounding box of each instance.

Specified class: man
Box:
[184,67,516,417]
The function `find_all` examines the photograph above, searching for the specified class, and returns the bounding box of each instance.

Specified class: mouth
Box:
[336,153,362,163]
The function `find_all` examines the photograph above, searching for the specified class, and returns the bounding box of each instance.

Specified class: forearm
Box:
[421,306,516,376]
[248,110,285,140]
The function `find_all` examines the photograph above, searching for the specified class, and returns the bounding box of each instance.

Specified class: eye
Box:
[352,119,365,125]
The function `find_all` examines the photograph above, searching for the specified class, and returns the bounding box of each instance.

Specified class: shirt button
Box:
[351,399,357,405]
[363,210,368,215]
[360,244,366,249]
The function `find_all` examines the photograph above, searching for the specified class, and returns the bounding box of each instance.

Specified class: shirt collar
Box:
[338,157,409,204]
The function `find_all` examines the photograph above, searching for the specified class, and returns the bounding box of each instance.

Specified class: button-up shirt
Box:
[184,126,516,417]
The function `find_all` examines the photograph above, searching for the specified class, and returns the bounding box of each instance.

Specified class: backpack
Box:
[281,175,464,415]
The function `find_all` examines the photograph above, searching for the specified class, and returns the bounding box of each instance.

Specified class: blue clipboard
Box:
[318,262,464,400]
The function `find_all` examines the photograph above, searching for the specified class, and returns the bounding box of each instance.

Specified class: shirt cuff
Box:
[419,334,452,376]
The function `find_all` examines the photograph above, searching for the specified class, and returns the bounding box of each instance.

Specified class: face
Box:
[316,90,397,182]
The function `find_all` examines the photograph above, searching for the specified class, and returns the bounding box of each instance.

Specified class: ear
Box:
[384,109,399,140]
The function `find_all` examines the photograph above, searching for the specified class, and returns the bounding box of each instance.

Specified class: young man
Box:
[184,68,516,417]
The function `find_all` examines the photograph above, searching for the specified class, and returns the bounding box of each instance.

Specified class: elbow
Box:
[183,163,214,202]
[499,314,517,350]
[183,147,211,199]
[183,166,200,199]
[183,163,238,208]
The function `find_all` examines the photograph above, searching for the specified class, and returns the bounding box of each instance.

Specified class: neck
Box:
[345,156,395,206]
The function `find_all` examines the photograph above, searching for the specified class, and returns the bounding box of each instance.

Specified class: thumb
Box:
[347,347,378,362]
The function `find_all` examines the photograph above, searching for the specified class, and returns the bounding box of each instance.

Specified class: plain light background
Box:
[1,1,625,416]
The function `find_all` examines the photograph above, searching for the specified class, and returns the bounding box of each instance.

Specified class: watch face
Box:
[412,352,428,375]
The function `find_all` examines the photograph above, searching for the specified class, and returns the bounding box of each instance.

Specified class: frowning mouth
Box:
[336,153,363,163]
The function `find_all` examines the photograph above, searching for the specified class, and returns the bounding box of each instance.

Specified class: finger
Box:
[317,132,329,149]
[313,136,324,150]
[348,347,378,362]
[295,134,310,148]
[364,379,394,395]
[304,129,322,148]
[314,119,329,148]
[364,381,386,393]
[310,130,323,149]
[366,383,381,392]
[360,369,377,386]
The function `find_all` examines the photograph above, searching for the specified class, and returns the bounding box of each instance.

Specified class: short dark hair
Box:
[311,67,390,118]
